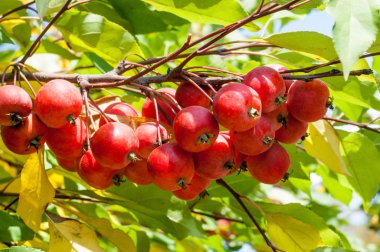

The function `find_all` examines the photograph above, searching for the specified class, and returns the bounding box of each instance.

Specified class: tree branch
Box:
[0,1,35,20]
[18,0,73,64]
[324,116,380,134]
[283,69,373,81]
[216,179,284,252]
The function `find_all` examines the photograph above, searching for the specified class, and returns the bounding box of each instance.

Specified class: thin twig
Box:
[324,116,380,134]
[216,179,284,252]
[191,210,244,223]
[0,1,35,20]
[19,0,73,64]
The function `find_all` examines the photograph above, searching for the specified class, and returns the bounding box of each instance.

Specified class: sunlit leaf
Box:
[338,132,380,211]
[47,213,105,252]
[59,203,136,252]
[304,120,350,175]
[142,0,259,30]
[267,213,321,252]
[261,203,342,247]
[0,211,34,242]
[55,10,143,63]
[0,20,31,47]
[35,0,66,18]
[265,31,337,60]
[17,152,55,232]
[316,165,352,205]
[328,0,379,79]
[0,247,44,252]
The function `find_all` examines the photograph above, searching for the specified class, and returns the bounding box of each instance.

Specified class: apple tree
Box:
[0,0,380,251]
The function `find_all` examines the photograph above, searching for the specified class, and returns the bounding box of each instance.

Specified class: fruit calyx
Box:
[247,107,260,118]
[66,114,77,126]
[177,177,187,190]
[274,95,286,106]
[9,113,24,126]
[197,133,214,145]
[127,151,140,163]
[262,136,275,145]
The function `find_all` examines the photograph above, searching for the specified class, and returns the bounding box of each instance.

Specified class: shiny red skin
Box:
[46,117,87,159]
[194,134,235,179]
[243,66,285,113]
[34,79,82,128]
[173,173,211,201]
[173,106,219,152]
[213,83,262,132]
[135,122,169,159]
[265,64,294,93]
[90,122,139,169]
[230,117,274,156]
[0,85,32,126]
[287,79,329,122]
[175,82,212,108]
[275,114,308,144]
[263,102,288,131]
[142,87,179,125]
[147,143,195,191]
[1,113,47,155]
[125,159,154,185]
[99,102,140,127]
[79,151,123,189]
[56,156,81,172]
[247,142,290,184]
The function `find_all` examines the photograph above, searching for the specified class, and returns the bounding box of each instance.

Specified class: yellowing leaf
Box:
[304,120,350,175]
[47,214,105,252]
[267,214,322,252]
[59,204,136,252]
[17,152,55,232]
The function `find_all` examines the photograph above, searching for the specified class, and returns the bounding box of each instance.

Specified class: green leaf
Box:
[265,31,337,60]
[0,247,43,252]
[59,203,136,252]
[55,10,143,63]
[316,165,352,205]
[311,247,356,252]
[36,0,51,18]
[328,0,379,79]
[267,213,321,252]
[108,0,188,34]
[85,52,113,73]
[261,203,342,247]
[0,20,31,48]
[38,40,79,60]
[304,120,350,175]
[338,132,380,211]
[0,27,13,44]
[0,211,34,242]
[142,0,259,30]
[0,1,24,15]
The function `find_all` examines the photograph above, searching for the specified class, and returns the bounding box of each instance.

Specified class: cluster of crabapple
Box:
[0,64,330,201]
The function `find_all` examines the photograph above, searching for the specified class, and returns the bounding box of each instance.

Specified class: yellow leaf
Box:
[17,152,55,232]
[47,214,105,252]
[304,120,350,175]
[59,204,136,252]
[267,214,322,252]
